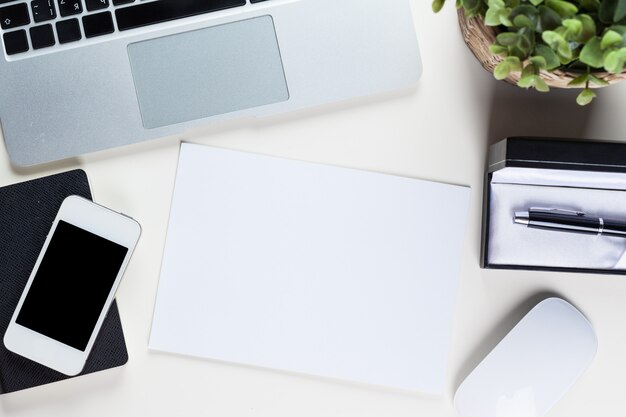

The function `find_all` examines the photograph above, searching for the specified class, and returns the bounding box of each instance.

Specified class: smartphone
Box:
[3,196,141,376]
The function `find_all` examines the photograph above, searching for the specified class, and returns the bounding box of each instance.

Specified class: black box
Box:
[482,137,626,275]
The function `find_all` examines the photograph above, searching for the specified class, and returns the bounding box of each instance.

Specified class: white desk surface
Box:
[2,2,626,416]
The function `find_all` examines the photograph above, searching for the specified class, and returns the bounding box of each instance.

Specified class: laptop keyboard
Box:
[1,0,272,57]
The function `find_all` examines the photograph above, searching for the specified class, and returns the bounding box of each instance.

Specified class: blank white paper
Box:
[149,143,470,393]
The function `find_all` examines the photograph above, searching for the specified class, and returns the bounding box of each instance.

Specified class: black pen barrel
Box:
[529,212,600,235]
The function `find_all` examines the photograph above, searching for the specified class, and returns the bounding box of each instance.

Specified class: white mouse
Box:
[454,298,597,417]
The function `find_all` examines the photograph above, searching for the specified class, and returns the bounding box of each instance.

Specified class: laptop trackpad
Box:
[127,16,289,129]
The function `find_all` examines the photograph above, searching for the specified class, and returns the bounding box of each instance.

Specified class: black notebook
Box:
[0,170,128,394]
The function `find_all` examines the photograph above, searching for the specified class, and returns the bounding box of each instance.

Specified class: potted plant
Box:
[433,0,626,104]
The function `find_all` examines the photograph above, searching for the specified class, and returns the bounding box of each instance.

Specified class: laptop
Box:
[0,0,421,166]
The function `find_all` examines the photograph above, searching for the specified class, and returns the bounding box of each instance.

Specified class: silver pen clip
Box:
[529,207,586,217]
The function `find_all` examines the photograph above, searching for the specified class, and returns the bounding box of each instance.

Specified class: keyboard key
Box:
[115,0,246,32]
[85,0,107,11]
[82,11,114,37]
[58,0,82,17]
[31,0,56,23]
[30,23,55,49]
[0,3,30,30]
[112,0,133,5]
[3,29,28,55]
[56,18,81,43]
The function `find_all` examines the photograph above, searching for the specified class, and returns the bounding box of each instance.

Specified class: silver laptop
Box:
[0,0,421,166]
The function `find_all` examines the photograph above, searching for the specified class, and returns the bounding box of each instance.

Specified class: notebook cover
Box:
[0,170,128,394]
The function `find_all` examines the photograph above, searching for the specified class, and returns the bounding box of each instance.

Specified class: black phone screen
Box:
[16,220,128,351]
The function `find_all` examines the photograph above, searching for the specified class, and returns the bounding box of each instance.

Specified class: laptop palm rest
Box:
[127,16,289,129]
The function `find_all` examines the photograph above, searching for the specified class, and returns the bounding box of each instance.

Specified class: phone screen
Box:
[16,220,128,351]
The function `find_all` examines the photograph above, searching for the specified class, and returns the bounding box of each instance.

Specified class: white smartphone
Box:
[3,195,141,376]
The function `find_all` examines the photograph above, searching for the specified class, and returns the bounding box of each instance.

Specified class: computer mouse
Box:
[454,298,597,417]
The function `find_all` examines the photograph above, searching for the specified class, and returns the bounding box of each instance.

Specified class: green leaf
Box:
[580,37,605,67]
[485,7,503,25]
[568,72,589,86]
[616,0,626,21]
[493,56,522,80]
[589,74,610,85]
[530,0,543,5]
[513,14,534,28]
[534,76,550,92]
[432,0,446,12]
[488,0,506,8]
[494,61,512,79]
[604,49,626,72]
[546,0,578,18]
[505,55,523,71]
[542,30,561,44]
[500,10,514,26]
[497,32,520,45]
[599,0,614,23]
[557,39,573,59]
[490,44,509,56]
[602,30,623,49]
[463,0,484,16]
[509,45,527,59]
[517,64,540,88]
[494,56,523,80]
[562,18,583,37]
[609,25,626,36]
[519,29,535,50]
[464,0,481,10]
[577,14,596,43]
[524,62,539,75]
[485,0,509,26]
[577,88,597,105]
[534,44,561,69]
[510,4,540,20]
[517,74,535,88]
[538,5,562,30]
[530,55,548,68]
[598,0,626,23]
[542,30,573,60]
[578,0,601,12]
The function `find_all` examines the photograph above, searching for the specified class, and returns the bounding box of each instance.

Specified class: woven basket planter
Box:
[457,8,626,89]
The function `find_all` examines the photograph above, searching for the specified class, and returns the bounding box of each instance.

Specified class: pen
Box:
[513,207,626,238]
